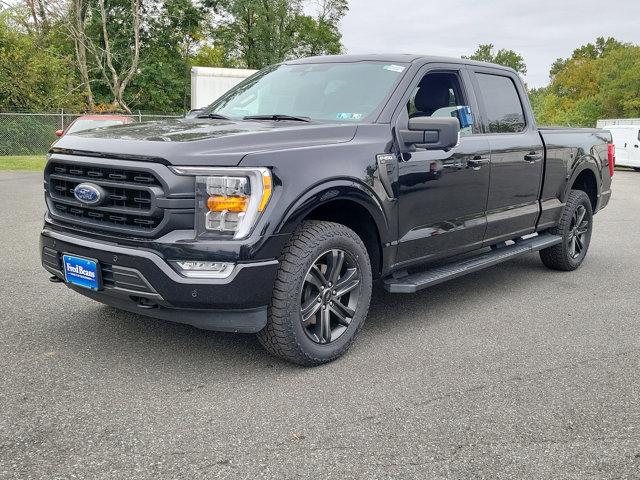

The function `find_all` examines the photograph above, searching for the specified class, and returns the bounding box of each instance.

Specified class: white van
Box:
[605,125,640,171]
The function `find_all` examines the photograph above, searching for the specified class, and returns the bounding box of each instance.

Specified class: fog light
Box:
[171,260,235,279]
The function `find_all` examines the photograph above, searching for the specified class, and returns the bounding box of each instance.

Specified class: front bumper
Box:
[40,228,279,333]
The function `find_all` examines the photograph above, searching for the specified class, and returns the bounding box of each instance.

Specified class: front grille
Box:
[50,177,153,211]
[51,202,160,230]
[50,163,160,186]
[45,160,171,236]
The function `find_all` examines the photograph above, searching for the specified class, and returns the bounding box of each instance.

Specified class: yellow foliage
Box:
[535,42,640,127]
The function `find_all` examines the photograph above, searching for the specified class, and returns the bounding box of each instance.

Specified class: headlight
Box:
[170,167,272,239]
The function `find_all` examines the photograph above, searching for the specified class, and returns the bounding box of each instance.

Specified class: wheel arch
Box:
[276,181,391,278]
[567,163,599,212]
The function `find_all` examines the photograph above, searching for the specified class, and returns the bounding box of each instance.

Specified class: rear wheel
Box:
[634,168,640,172]
[257,220,372,366]
[540,190,593,271]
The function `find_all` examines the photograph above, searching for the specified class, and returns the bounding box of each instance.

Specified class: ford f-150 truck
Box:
[41,55,614,366]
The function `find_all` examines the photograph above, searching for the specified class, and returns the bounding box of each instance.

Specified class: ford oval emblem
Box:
[73,183,103,206]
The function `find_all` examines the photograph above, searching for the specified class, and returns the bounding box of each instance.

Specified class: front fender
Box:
[276,179,392,244]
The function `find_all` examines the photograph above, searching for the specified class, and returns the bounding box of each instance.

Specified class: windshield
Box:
[203,61,408,122]
[67,119,127,134]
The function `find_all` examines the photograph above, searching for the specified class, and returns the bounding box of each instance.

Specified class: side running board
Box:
[384,234,562,294]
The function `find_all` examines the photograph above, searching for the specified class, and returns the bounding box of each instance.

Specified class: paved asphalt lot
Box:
[0,170,639,479]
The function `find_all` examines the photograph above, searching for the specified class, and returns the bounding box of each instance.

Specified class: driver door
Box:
[394,67,491,266]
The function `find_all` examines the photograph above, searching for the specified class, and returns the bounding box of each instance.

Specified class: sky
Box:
[339,0,640,88]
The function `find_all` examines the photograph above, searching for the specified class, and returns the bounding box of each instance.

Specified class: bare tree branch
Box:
[117,0,141,106]
[68,0,94,108]
[65,0,142,112]
[97,0,119,90]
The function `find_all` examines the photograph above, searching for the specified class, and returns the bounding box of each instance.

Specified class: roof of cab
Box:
[287,53,517,74]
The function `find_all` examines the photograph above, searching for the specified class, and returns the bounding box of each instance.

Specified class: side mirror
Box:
[402,117,460,150]
[55,129,64,137]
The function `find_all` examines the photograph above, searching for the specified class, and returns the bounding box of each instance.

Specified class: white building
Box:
[190,67,257,110]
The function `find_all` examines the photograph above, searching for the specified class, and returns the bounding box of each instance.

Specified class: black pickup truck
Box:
[41,55,614,365]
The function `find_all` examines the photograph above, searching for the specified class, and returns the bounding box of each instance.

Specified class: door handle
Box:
[524,152,543,163]
[467,156,489,170]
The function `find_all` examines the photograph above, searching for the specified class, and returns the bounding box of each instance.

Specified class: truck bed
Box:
[536,126,612,231]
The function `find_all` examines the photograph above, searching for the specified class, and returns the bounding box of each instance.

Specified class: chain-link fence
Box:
[0,110,184,156]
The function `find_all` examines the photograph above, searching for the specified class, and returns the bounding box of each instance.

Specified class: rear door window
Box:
[475,74,526,133]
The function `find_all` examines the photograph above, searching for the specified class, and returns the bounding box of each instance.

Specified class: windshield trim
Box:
[200,60,411,125]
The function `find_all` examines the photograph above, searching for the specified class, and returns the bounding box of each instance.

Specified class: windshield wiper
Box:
[243,114,311,123]
[197,113,232,120]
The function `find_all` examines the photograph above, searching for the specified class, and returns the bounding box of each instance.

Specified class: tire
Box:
[257,220,372,366]
[634,168,640,172]
[539,189,593,271]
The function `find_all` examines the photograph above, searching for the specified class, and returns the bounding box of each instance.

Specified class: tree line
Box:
[1,1,638,127]
[466,39,640,127]
[0,0,348,113]
[530,38,640,127]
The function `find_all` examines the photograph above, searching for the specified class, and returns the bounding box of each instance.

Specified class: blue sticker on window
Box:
[456,106,473,129]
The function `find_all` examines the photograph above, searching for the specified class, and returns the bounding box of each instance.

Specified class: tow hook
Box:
[132,296,158,310]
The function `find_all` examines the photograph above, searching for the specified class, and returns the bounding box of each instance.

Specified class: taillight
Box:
[608,143,615,177]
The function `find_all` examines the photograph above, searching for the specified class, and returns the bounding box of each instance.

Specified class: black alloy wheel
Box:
[300,249,361,344]
[257,220,372,366]
[540,189,593,271]
[567,204,590,259]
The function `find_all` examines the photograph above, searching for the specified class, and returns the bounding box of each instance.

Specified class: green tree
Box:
[571,37,627,60]
[206,0,348,69]
[79,0,142,113]
[295,0,348,57]
[463,43,527,75]
[1,0,349,113]
[65,0,208,112]
[0,12,82,110]
[549,37,627,80]
[191,44,236,68]
[534,38,640,127]
[129,0,207,111]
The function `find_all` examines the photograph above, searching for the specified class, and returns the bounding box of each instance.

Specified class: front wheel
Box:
[540,189,593,271]
[257,220,372,366]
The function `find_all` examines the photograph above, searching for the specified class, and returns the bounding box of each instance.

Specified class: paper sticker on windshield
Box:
[336,113,364,120]
[383,65,406,73]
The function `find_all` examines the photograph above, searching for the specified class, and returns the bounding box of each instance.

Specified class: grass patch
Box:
[0,155,47,171]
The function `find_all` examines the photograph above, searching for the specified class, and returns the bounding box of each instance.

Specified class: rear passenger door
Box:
[470,69,544,245]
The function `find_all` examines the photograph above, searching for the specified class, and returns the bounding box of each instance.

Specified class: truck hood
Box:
[52,118,358,166]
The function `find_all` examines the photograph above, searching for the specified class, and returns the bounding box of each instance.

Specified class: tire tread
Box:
[257,220,371,366]
[539,189,592,271]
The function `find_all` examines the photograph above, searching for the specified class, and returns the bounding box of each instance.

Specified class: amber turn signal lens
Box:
[207,196,248,212]
[259,174,272,212]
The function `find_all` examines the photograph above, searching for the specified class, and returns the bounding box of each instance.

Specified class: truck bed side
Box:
[537,127,613,231]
